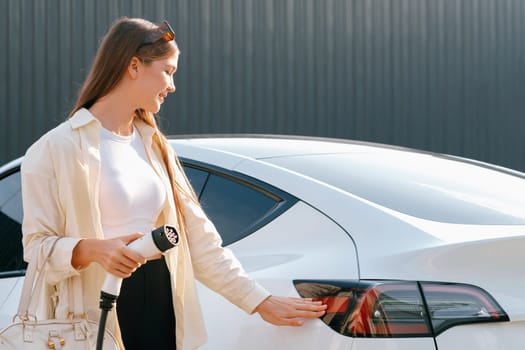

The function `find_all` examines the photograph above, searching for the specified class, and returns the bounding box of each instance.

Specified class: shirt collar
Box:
[68,108,99,129]
[68,108,157,140]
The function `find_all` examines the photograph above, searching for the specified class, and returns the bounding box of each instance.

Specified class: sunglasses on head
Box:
[142,20,175,45]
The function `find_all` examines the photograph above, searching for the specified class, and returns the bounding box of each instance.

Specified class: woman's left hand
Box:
[254,296,327,326]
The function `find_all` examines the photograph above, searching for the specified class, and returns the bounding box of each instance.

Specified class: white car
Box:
[1,135,524,349]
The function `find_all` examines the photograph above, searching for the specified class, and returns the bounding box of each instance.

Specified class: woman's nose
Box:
[167,77,176,93]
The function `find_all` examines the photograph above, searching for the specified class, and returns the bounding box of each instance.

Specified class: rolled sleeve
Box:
[238,283,272,315]
[181,193,271,314]
[45,237,83,284]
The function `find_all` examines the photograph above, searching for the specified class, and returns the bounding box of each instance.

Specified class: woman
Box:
[20,17,326,350]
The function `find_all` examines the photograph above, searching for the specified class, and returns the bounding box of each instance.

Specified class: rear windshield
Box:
[266,151,525,225]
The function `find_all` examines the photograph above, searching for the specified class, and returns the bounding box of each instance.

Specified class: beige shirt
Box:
[21,108,270,350]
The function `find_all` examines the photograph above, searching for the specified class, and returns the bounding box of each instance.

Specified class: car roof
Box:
[0,157,23,174]
[170,134,421,159]
[170,134,525,178]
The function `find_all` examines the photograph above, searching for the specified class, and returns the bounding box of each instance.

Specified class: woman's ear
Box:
[127,57,141,79]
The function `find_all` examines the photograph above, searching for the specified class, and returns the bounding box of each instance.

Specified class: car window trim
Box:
[0,269,26,278]
[180,158,298,245]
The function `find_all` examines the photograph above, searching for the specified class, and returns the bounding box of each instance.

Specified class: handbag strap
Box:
[16,237,85,319]
[68,274,85,317]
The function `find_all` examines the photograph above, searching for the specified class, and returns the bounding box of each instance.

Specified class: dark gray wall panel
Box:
[1,0,525,172]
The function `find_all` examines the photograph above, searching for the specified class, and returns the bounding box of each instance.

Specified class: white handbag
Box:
[0,238,119,350]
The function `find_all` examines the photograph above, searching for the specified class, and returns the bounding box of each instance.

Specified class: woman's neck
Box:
[89,93,136,136]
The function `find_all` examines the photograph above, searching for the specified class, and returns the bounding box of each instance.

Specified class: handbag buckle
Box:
[47,330,65,349]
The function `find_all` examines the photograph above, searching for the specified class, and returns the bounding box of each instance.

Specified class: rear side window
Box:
[0,169,26,277]
[183,166,208,197]
[182,163,296,245]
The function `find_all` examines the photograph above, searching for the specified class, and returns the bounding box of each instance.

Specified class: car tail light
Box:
[420,282,509,335]
[293,280,509,338]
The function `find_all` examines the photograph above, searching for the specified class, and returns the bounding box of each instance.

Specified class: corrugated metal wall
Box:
[1,0,525,171]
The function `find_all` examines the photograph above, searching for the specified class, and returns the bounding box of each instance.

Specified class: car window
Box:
[182,164,296,245]
[0,170,27,276]
[183,166,208,197]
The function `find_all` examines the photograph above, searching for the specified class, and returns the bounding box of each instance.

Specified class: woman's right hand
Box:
[71,233,147,278]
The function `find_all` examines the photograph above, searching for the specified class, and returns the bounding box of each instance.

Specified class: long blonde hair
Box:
[69,17,196,235]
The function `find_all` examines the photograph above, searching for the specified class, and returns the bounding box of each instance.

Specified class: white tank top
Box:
[99,126,166,239]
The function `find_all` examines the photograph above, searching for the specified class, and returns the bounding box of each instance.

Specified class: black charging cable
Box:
[96,291,118,350]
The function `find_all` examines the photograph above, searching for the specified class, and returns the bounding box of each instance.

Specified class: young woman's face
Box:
[136,51,179,113]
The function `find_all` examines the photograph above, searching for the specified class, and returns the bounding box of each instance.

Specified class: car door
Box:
[182,162,361,349]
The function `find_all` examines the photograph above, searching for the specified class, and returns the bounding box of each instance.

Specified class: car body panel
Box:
[197,201,359,349]
[194,294,356,350]
[0,278,23,326]
[351,338,436,350]
[436,322,525,349]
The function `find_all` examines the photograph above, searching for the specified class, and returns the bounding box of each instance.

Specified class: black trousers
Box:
[117,257,176,350]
